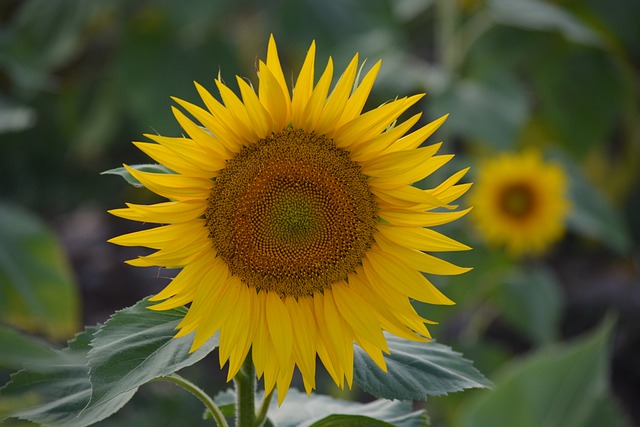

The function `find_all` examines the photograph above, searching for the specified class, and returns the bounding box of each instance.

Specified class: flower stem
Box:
[234,355,256,427]
[154,373,228,427]
[254,390,274,427]
[435,0,457,73]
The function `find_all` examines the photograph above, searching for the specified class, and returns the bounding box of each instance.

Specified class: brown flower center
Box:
[499,182,537,219]
[205,129,377,297]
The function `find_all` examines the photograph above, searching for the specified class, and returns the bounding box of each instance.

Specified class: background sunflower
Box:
[1,1,639,426]
[469,150,570,256]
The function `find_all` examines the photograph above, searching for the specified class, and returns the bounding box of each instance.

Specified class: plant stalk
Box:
[154,373,228,427]
[234,355,256,427]
[254,390,274,427]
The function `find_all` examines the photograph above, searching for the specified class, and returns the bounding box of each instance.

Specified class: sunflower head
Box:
[469,149,570,257]
[109,35,471,404]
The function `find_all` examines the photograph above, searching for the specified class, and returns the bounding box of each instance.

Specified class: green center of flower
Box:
[500,183,536,218]
[270,194,316,242]
[205,129,377,297]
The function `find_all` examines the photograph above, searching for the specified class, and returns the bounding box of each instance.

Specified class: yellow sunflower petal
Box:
[365,247,455,305]
[333,283,388,351]
[291,40,316,126]
[348,113,421,164]
[174,92,245,151]
[348,271,428,341]
[132,142,212,178]
[125,235,211,268]
[171,104,238,154]
[284,296,317,390]
[109,200,206,224]
[383,114,448,153]
[265,292,293,369]
[358,263,433,338]
[300,56,334,131]
[220,278,255,379]
[375,185,450,210]
[334,95,424,150]
[192,278,241,352]
[265,34,291,114]
[215,79,257,142]
[377,223,471,252]
[323,290,354,388]
[378,207,471,228]
[144,134,227,172]
[313,295,344,387]
[148,255,213,304]
[236,76,273,139]
[257,60,290,130]
[107,220,206,249]
[124,164,211,201]
[375,232,471,276]
[335,60,382,129]
[313,53,359,135]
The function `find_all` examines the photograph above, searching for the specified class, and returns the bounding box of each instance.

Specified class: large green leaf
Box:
[101,164,175,188]
[0,327,136,427]
[497,265,562,345]
[457,317,616,427]
[0,324,58,370]
[85,297,219,412]
[353,334,491,400]
[0,201,80,340]
[214,388,428,427]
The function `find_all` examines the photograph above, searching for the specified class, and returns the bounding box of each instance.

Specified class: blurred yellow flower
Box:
[469,150,570,256]
[109,36,471,403]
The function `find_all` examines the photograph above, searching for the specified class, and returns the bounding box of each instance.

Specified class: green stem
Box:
[254,390,274,427]
[435,0,457,73]
[234,355,256,427]
[154,373,229,427]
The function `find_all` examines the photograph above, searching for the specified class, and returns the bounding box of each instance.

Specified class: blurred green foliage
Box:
[1,0,638,425]
[0,202,79,340]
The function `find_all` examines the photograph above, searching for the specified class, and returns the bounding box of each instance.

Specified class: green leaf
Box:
[497,265,562,345]
[0,327,137,427]
[101,164,175,188]
[353,334,491,400]
[554,152,632,254]
[0,201,80,340]
[430,74,528,150]
[215,388,428,427]
[0,325,58,370]
[457,317,616,427]
[582,395,633,427]
[530,50,629,157]
[488,0,603,46]
[85,297,219,412]
[308,414,396,427]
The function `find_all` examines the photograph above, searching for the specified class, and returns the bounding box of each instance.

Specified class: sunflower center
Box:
[500,183,536,218]
[205,129,377,297]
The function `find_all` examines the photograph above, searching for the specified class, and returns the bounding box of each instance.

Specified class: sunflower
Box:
[469,150,569,256]
[109,36,471,403]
